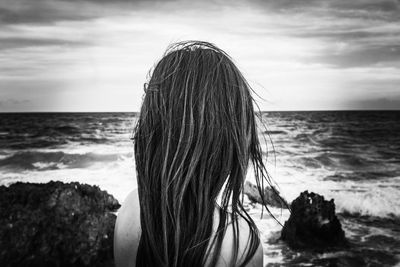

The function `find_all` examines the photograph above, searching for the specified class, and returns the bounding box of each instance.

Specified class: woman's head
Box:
[134,41,270,267]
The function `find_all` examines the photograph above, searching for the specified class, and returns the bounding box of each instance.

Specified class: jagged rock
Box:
[281,191,347,249]
[243,181,288,209]
[0,181,121,267]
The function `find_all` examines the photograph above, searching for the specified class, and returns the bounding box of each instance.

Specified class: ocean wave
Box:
[1,135,114,149]
[333,186,400,218]
[324,170,400,181]
[295,157,323,169]
[53,125,81,135]
[291,152,373,171]
[314,153,372,170]
[0,151,122,171]
[263,130,288,135]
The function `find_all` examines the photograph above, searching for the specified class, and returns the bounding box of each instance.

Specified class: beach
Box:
[1,111,399,266]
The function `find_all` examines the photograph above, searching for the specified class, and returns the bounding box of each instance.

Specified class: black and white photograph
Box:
[0,0,399,266]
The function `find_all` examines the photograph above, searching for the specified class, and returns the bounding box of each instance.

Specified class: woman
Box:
[114,41,275,267]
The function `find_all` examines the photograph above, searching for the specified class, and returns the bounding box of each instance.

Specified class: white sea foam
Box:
[246,159,400,218]
[32,162,67,170]
[2,145,399,219]
[39,142,134,155]
[333,184,400,217]
[0,153,137,203]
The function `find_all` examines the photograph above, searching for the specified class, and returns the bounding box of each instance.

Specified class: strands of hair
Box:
[133,40,280,267]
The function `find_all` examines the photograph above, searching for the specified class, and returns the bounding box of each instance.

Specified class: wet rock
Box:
[0,181,121,267]
[243,181,288,209]
[281,191,347,249]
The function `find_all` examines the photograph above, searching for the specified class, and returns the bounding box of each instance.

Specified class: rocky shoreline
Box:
[1,181,348,266]
[243,181,289,209]
[0,181,120,267]
[281,191,347,250]
[243,182,348,250]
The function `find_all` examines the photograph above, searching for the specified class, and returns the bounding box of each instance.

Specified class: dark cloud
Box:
[0,37,89,51]
[0,99,30,106]
[0,98,32,112]
[254,0,400,17]
[0,3,90,24]
[329,0,400,18]
[293,30,392,42]
[311,45,400,68]
[249,0,400,68]
[0,0,128,24]
[0,0,173,25]
[348,97,400,110]
[2,0,399,24]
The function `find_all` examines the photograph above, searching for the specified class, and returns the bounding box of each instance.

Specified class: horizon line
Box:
[1,109,400,114]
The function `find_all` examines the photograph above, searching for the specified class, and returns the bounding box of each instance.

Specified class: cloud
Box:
[0,0,399,111]
[0,37,89,51]
[0,0,184,25]
[311,45,400,68]
[244,0,400,68]
[0,98,30,106]
[348,97,400,110]
[253,0,400,18]
[0,0,132,24]
[0,1,88,24]
[0,98,31,112]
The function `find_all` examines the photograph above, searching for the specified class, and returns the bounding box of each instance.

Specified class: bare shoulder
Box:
[113,192,263,267]
[213,211,264,267]
[114,189,141,267]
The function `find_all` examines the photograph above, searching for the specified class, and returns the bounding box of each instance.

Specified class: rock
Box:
[243,181,289,209]
[0,181,121,267]
[281,191,347,249]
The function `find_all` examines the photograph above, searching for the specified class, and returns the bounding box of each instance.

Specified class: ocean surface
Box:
[1,111,399,266]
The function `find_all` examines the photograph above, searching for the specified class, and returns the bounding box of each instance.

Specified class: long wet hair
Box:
[133,41,275,267]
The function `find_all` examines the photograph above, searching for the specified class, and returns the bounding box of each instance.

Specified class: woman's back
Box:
[114,189,263,267]
[115,41,274,266]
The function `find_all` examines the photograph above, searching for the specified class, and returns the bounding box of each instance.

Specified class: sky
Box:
[0,0,399,112]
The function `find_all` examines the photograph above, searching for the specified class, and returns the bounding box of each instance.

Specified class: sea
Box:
[0,111,399,266]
